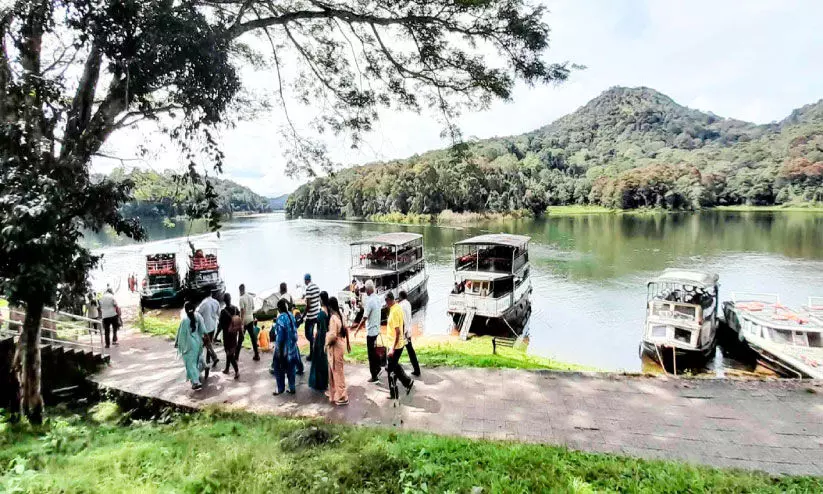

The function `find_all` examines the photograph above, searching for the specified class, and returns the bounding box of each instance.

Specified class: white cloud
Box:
[91,0,823,196]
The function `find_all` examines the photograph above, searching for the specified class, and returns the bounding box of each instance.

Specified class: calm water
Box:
[88,211,823,371]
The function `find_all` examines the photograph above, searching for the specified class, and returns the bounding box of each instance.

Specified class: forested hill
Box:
[107,168,271,219]
[287,86,823,217]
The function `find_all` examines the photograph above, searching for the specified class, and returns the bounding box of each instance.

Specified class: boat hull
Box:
[140,290,183,309]
[640,338,716,371]
[185,281,226,306]
[449,290,531,336]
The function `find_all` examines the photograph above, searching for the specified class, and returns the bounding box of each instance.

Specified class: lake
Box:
[89,211,823,372]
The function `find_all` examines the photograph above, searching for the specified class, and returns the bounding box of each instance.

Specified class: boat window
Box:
[748,322,758,335]
[674,328,691,343]
[792,332,810,347]
[769,328,793,344]
[673,305,696,319]
[807,333,822,348]
[493,278,514,297]
[652,325,667,338]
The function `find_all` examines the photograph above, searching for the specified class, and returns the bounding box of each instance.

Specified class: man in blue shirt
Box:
[354,279,383,382]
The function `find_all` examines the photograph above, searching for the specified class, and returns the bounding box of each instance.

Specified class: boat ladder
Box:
[459,310,475,341]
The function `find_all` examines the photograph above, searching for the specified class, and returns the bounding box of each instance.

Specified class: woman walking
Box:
[308,291,330,392]
[326,296,350,405]
[175,302,208,390]
[272,298,300,395]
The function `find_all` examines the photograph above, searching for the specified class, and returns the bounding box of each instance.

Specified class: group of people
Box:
[174,273,421,404]
[85,288,122,348]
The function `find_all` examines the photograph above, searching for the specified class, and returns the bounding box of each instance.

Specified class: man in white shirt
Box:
[238,283,260,361]
[354,280,384,382]
[196,290,221,368]
[98,289,120,348]
[398,290,420,377]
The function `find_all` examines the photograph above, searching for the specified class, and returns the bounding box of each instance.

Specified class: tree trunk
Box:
[16,299,44,424]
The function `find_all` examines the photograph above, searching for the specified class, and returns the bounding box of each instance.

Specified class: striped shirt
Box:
[304,282,321,320]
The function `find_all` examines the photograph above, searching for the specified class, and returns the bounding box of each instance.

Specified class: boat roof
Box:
[351,266,396,278]
[455,271,513,281]
[350,232,422,247]
[736,304,823,331]
[455,234,530,248]
[649,269,718,288]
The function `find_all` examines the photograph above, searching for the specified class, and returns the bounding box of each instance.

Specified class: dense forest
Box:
[106,168,271,219]
[286,87,823,218]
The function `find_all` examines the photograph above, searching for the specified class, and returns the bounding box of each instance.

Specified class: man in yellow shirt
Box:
[385,292,414,399]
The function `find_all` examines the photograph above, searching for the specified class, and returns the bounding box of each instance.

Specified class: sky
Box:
[93,0,823,197]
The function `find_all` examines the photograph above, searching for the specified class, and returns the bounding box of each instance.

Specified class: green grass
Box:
[137,315,179,339]
[0,298,7,309]
[545,205,619,216]
[1,404,819,493]
[713,204,823,212]
[347,336,594,371]
[367,212,435,224]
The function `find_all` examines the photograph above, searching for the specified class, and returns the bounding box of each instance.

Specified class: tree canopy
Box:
[287,87,823,218]
[1,0,567,423]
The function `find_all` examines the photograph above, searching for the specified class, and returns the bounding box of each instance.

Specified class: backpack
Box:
[229,314,242,335]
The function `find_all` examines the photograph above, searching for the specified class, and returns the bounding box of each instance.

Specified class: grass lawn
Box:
[545,205,618,216]
[346,335,594,371]
[137,315,589,372]
[1,404,819,493]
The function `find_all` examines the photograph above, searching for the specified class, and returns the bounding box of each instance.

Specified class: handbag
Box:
[374,332,388,368]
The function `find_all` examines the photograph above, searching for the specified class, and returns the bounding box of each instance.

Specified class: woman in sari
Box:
[175,302,207,390]
[272,298,300,395]
[326,296,350,405]
[308,291,330,392]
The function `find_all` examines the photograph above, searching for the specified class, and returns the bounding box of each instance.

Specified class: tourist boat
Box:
[641,269,720,369]
[184,241,226,303]
[139,246,184,308]
[722,294,823,379]
[342,232,429,320]
[447,234,532,338]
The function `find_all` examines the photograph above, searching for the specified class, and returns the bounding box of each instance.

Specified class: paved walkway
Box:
[92,329,823,476]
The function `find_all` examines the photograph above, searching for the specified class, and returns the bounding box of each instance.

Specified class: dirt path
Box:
[91,328,823,476]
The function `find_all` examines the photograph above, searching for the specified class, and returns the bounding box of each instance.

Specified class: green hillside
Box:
[109,168,270,220]
[286,87,823,217]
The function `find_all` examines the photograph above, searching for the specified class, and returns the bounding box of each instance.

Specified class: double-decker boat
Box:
[341,232,429,320]
[722,294,823,379]
[447,234,532,338]
[641,269,720,370]
[184,241,226,303]
[139,246,184,308]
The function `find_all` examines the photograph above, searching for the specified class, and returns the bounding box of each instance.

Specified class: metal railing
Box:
[0,298,107,357]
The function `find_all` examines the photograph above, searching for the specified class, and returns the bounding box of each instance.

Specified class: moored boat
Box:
[447,234,532,338]
[139,247,184,308]
[723,294,823,379]
[342,232,429,321]
[641,269,720,370]
[184,241,226,303]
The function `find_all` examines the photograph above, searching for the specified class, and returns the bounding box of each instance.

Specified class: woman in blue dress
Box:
[175,302,207,390]
[271,298,300,395]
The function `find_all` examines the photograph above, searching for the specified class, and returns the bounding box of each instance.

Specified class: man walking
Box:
[196,290,221,369]
[385,292,414,399]
[303,273,321,361]
[398,291,421,377]
[99,288,120,348]
[354,280,382,382]
[238,284,260,361]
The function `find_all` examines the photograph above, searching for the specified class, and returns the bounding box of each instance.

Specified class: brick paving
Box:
[92,329,823,476]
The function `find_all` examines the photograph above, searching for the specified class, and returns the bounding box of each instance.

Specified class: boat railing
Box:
[448,292,513,316]
[648,300,702,324]
[0,299,107,357]
[808,297,823,312]
[146,259,177,275]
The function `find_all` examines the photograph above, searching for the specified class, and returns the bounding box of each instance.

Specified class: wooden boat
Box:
[139,247,184,308]
[722,294,823,379]
[341,232,429,321]
[447,234,532,339]
[184,241,226,304]
[641,269,720,370]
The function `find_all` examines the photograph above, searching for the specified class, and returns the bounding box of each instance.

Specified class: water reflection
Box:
[89,211,823,371]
